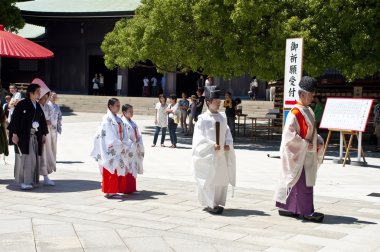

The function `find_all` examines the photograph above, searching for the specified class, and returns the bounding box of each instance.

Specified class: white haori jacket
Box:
[192,110,236,207]
[91,110,135,175]
[275,103,324,204]
[121,116,144,178]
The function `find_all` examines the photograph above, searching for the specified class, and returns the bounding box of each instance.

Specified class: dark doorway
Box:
[176,72,199,97]
[127,63,159,97]
[88,55,117,95]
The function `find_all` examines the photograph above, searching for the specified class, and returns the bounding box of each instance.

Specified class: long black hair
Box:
[107,98,119,110]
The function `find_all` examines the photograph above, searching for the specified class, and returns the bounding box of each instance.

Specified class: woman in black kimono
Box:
[8,84,49,190]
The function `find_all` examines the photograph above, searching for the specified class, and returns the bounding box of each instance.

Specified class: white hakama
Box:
[40,103,56,175]
[192,111,236,208]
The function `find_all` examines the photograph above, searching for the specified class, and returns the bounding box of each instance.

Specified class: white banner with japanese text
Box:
[283,38,304,109]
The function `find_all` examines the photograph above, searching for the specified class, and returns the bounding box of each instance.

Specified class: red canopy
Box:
[0,24,54,59]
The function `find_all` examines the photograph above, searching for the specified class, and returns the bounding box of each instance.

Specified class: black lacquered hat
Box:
[299,76,317,93]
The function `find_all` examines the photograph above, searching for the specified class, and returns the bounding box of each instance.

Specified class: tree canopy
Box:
[101,0,380,80]
[0,0,25,32]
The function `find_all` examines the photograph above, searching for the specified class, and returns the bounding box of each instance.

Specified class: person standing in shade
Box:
[3,95,11,119]
[195,89,205,122]
[275,76,325,223]
[186,95,197,136]
[160,75,166,95]
[249,77,258,100]
[121,104,144,194]
[313,96,324,129]
[99,73,105,95]
[166,94,180,148]
[197,76,205,89]
[152,94,168,147]
[91,98,135,198]
[192,86,236,215]
[223,92,236,137]
[8,84,48,190]
[179,92,190,134]
[142,76,150,97]
[151,76,158,97]
[8,84,22,123]
[92,74,99,95]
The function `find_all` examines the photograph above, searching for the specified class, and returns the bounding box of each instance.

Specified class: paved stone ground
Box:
[1,112,380,252]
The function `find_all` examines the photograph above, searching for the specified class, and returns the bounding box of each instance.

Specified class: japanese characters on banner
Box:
[283,38,304,109]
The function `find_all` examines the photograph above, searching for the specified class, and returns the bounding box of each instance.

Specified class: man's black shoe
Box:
[302,212,324,223]
[204,206,224,215]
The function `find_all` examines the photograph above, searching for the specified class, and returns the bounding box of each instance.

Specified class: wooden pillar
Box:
[80,22,87,94]
[120,68,128,96]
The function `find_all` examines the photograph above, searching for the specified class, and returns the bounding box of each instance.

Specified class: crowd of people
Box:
[142,75,164,97]
[4,76,377,223]
[0,79,62,190]
[151,88,242,148]
[151,91,202,148]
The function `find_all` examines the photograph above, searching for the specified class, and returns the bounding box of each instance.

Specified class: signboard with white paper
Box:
[319,98,373,132]
[283,38,304,109]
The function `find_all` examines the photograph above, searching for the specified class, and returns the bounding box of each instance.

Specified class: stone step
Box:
[57,94,274,116]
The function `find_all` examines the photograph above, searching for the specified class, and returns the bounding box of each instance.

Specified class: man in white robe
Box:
[274,76,324,222]
[192,86,236,215]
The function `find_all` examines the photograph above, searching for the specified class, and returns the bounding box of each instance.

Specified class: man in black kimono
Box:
[8,84,49,190]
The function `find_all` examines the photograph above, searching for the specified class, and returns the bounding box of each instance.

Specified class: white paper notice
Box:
[319,98,373,132]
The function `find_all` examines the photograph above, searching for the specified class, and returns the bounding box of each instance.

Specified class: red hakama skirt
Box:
[102,168,136,194]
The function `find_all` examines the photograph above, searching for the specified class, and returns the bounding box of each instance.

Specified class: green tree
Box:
[0,0,24,32]
[102,0,380,80]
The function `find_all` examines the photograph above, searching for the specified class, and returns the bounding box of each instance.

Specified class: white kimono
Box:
[40,102,56,175]
[91,110,135,175]
[121,116,144,178]
[275,104,324,204]
[192,110,236,208]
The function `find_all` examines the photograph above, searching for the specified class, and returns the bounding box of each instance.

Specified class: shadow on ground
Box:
[0,179,15,185]
[6,179,100,193]
[142,125,380,158]
[321,214,377,225]
[106,190,167,201]
[56,161,85,164]
[222,208,269,217]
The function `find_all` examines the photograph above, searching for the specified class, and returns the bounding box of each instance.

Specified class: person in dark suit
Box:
[8,84,49,190]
